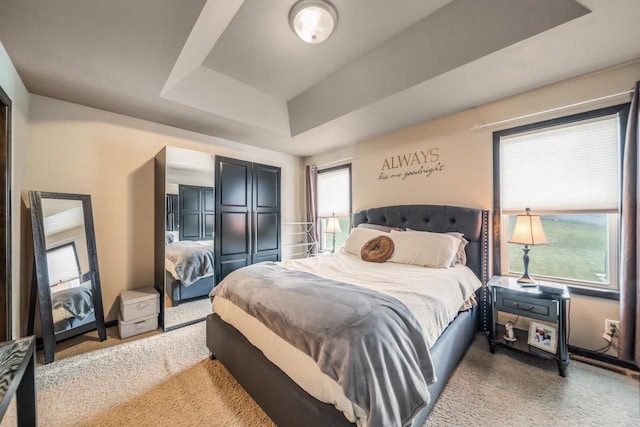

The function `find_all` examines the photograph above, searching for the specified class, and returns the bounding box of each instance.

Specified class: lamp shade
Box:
[289,0,337,44]
[508,209,548,246]
[324,217,342,234]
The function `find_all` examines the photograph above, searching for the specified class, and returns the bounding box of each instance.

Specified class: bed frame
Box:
[206,204,489,426]
[165,271,213,306]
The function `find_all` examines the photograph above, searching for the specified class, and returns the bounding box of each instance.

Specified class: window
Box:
[47,242,81,290]
[317,164,351,252]
[494,104,628,292]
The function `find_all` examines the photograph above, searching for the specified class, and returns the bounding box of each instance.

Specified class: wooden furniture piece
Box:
[207,204,490,426]
[215,156,281,282]
[27,191,106,364]
[0,336,36,426]
[488,275,570,376]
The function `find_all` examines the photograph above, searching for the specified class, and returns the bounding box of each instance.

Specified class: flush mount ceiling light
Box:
[289,0,338,44]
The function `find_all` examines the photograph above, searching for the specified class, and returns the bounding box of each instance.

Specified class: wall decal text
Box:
[377,148,444,181]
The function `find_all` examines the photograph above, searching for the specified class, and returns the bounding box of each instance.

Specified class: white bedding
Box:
[211,251,482,426]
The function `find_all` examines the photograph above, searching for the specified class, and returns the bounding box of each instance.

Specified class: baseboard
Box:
[569,345,639,373]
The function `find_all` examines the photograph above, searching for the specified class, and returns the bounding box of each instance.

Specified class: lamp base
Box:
[517,273,537,287]
[517,246,537,286]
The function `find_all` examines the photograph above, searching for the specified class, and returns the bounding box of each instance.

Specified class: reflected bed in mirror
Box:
[156,147,216,330]
[47,241,95,333]
[28,191,106,363]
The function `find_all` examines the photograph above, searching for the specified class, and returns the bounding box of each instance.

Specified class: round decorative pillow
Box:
[361,235,395,263]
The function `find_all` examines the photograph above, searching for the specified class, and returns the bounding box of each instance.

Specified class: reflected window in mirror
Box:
[47,242,81,290]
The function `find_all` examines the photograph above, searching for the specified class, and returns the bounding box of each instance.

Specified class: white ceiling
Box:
[0,0,639,157]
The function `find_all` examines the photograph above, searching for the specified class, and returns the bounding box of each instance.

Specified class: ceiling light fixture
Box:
[289,0,338,44]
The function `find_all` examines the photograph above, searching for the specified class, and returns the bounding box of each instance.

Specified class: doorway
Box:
[0,85,11,341]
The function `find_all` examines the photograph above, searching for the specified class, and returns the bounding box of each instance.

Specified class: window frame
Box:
[317,164,352,252]
[493,103,629,300]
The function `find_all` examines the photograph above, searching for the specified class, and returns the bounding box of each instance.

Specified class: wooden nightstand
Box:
[487,276,570,377]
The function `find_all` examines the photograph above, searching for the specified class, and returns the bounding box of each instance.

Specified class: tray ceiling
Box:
[1,0,639,156]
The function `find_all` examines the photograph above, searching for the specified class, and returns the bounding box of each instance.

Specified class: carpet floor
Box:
[1,322,638,426]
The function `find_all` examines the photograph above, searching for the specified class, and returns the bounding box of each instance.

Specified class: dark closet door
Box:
[252,163,281,264]
[203,187,214,239]
[179,185,202,241]
[215,157,252,282]
[179,185,214,241]
[166,194,178,231]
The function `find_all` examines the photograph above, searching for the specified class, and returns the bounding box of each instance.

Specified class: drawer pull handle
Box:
[513,303,534,311]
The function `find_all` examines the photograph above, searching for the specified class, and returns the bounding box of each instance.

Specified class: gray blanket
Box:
[52,286,94,320]
[212,262,435,427]
[165,241,214,286]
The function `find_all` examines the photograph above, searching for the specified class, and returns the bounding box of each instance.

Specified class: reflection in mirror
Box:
[28,192,106,363]
[160,147,215,330]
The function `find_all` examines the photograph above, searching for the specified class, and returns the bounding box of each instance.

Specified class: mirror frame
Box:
[28,191,106,363]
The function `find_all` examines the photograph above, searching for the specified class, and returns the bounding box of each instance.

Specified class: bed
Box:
[206,204,489,426]
[165,238,215,305]
[51,282,96,334]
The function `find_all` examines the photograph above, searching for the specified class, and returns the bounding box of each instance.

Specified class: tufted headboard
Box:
[352,204,489,285]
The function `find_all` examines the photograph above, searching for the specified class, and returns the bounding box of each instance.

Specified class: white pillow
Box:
[389,229,460,268]
[406,228,468,265]
[344,228,389,256]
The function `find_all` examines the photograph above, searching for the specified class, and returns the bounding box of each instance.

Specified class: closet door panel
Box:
[216,157,252,282]
[220,163,249,207]
[220,212,249,255]
[179,185,202,241]
[252,163,281,264]
[256,212,278,251]
[255,167,279,208]
[181,214,200,240]
[203,187,215,239]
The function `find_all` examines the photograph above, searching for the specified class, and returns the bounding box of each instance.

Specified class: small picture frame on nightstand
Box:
[528,321,557,354]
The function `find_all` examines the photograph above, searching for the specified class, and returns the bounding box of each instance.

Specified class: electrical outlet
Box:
[604,319,620,337]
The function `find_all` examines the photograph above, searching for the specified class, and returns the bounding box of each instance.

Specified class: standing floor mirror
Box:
[28,191,106,363]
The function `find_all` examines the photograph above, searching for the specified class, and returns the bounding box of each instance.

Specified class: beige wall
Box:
[0,42,29,339]
[307,59,640,357]
[27,95,304,324]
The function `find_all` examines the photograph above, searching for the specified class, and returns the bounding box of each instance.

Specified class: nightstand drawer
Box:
[495,293,557,322]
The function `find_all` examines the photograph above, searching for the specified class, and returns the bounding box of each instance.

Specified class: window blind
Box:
[47,245,80,286]
[501,115,619,214]
[317,167,350,217]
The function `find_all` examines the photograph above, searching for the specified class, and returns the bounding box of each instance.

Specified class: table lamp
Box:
[324,215,342,253]
[508,207,548,285]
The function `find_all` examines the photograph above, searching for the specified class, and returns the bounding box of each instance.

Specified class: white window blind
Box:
[317,167,350,217]
[501,116,619,213]
[47,245,80,287]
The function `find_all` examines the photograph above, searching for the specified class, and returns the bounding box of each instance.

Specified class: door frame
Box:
[0,84,12,341]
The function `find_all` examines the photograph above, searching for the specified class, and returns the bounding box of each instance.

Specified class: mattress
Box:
[211,251,482,426]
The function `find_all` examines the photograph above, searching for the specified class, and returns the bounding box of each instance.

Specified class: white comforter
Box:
[211,251,482,425]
